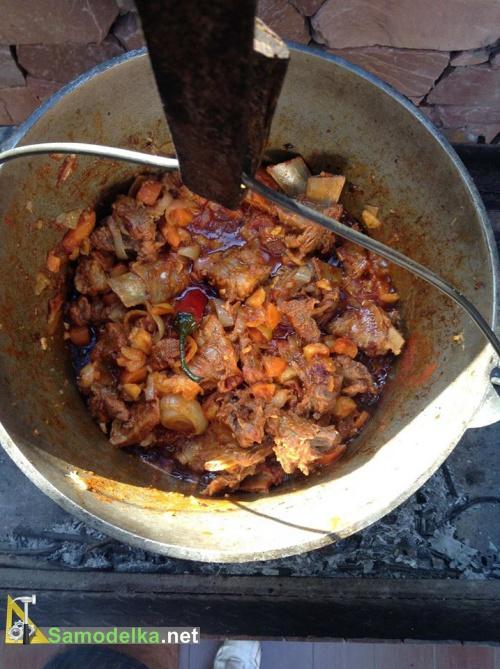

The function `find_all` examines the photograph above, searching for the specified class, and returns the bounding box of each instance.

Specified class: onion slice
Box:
[178,244,200,260]
[266,156,311,196]
[292,262,313,285]
[108,273,147,307]
[212,298,234,327]
[146,301,165,343]
[108,219,128,260]
[306,174,346,205]
[160,395,208,435]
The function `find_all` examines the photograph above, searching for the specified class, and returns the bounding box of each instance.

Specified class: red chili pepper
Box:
[174,288,208,323]
[173,288,208,382]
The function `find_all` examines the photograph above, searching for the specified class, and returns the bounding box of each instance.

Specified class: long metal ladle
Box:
[1,141,499,384]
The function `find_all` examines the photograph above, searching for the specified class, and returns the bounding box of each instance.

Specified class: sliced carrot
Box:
[250,382,276,399]
[167,207,193,227]
[120,367,148,384]
[61,209,95,254]
[266,303,281,330]
[263,356,287,378]
[136,179,162,206]
[330,337,358,359]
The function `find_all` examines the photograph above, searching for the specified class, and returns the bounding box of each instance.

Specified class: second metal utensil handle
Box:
[243,173,500,363]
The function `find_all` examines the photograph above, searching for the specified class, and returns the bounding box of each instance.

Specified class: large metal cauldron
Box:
[0,46,498,562]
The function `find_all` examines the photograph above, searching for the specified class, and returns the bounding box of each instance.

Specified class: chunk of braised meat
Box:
[200,471,246,496]
[336,241,370,279]
[68,294,125,327]
[90,216,138,254]
[149,337,180,371]
[268,264,312,302]
[296,356,342,417]
[338,242,398,304]
[241,212,287,257]
[216,389,266,448]
[74,255,109,295]
[239,334,267,385]
[229,304,263,341]
[268,412,342,475]
[89,221,115,253]
[329,303,404,356]
[176,423,273,494]
[310,259,343,325]
[88,386,130,423]
[283,221,335,258]
[238,461,286,493]
[91,322,128,364]
[336,354,376,396]
[278,298,320,343]
[190,315,240,390]
[112,195,158,259]
[312,293,340,329]
[110,399,160,446]
[278,203,341,258]
[189,200,243,238]
[132,254,190,304]
[194,240,272,301]
[88,295,126,325]
[276,335,304,367]
[68,295,92,326]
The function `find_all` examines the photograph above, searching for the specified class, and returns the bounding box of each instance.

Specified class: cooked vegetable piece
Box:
[306,173,346,205]
[361,207,382,229]
[108,273,148,307]
[171,289,208,382]
[61,209,95,255]
[266,156,311,196]
[108,219,128,260]
[160,395,208,434]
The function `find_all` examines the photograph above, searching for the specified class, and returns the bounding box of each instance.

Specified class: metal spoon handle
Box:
[1,141,499,377]
[0,142,179,170]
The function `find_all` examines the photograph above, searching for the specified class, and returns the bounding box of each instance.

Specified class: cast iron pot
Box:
[0,46,498,562]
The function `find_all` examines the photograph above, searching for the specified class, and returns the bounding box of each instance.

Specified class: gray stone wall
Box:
[0,0,499,143]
